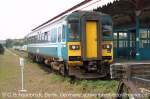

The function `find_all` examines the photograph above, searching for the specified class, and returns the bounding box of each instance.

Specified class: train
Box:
[26,11,113,79]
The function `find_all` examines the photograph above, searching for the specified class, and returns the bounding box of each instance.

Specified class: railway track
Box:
[111,63,150,99]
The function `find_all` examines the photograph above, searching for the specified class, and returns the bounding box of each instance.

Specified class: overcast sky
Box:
[0,0,114,40]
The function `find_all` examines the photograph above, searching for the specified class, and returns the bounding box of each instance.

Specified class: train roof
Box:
[67,11,112,24]
[67,10,109,17]
[31,11,111,31]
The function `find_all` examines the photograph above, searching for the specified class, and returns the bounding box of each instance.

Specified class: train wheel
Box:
[83,61,89,73]
[59,61,69,76]
[31,55,36,62]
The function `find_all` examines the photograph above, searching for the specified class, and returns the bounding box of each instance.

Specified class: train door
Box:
[57,26,62,59]
[85,21,98,59]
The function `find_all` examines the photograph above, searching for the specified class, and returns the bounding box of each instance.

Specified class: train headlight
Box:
[103,44,112,49]
[69,45,80,50]
[106,45,110,49]
[72,45,76,50]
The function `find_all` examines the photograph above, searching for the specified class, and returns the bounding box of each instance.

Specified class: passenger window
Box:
[58,27,61,42]
[43,33,45,41]
[40,34,42,41]
[44,32,48,41]
[62,25,66,42]
[47,31,51,41]
[51,29,57,43]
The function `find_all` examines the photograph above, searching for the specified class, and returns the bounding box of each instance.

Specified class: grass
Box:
[0,52,19,81]
[0,49,119,99]
[49,73,118,93]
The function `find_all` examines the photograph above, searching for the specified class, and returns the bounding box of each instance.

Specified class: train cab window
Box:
[102,25,112,37]
[68,20,80,41]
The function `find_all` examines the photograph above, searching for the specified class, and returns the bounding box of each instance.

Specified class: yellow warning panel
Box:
[86,21,98,58]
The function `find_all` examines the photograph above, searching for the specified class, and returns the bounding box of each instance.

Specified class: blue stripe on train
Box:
[28,44,68,60]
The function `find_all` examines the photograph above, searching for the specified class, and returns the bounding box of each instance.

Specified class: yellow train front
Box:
[65,11,113,79]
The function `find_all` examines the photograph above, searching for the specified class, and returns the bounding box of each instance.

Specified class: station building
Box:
[95,0,150,60]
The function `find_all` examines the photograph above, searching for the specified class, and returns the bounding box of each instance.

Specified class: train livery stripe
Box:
[28,42,66,47]
[27,42,67,59]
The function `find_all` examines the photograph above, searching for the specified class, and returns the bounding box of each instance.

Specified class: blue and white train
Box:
[26,11,113,79]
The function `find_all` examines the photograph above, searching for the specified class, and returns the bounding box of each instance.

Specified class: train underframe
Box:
[28,53,110,79]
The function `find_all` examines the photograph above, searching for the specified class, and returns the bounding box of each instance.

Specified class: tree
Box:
[5,39,13,48]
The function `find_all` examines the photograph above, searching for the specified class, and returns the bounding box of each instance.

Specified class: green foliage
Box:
[5,39,13,48]
[75,80,118,93]
[48,73,118,93]
[5,38,25,48]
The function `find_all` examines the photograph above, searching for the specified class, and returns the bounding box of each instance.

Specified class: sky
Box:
[0,0,114,40]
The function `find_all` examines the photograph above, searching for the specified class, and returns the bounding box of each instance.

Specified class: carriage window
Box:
[42,33,44,41]
[68,20,80,41]
[51,28,57,43]
[48,31,51,41]
[58,27,61,42]
[62,25,66,42]
[44,32,48,41]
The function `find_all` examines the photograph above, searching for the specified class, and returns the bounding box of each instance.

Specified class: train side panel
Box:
[27,42,68,60]
[27,18,68,60]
